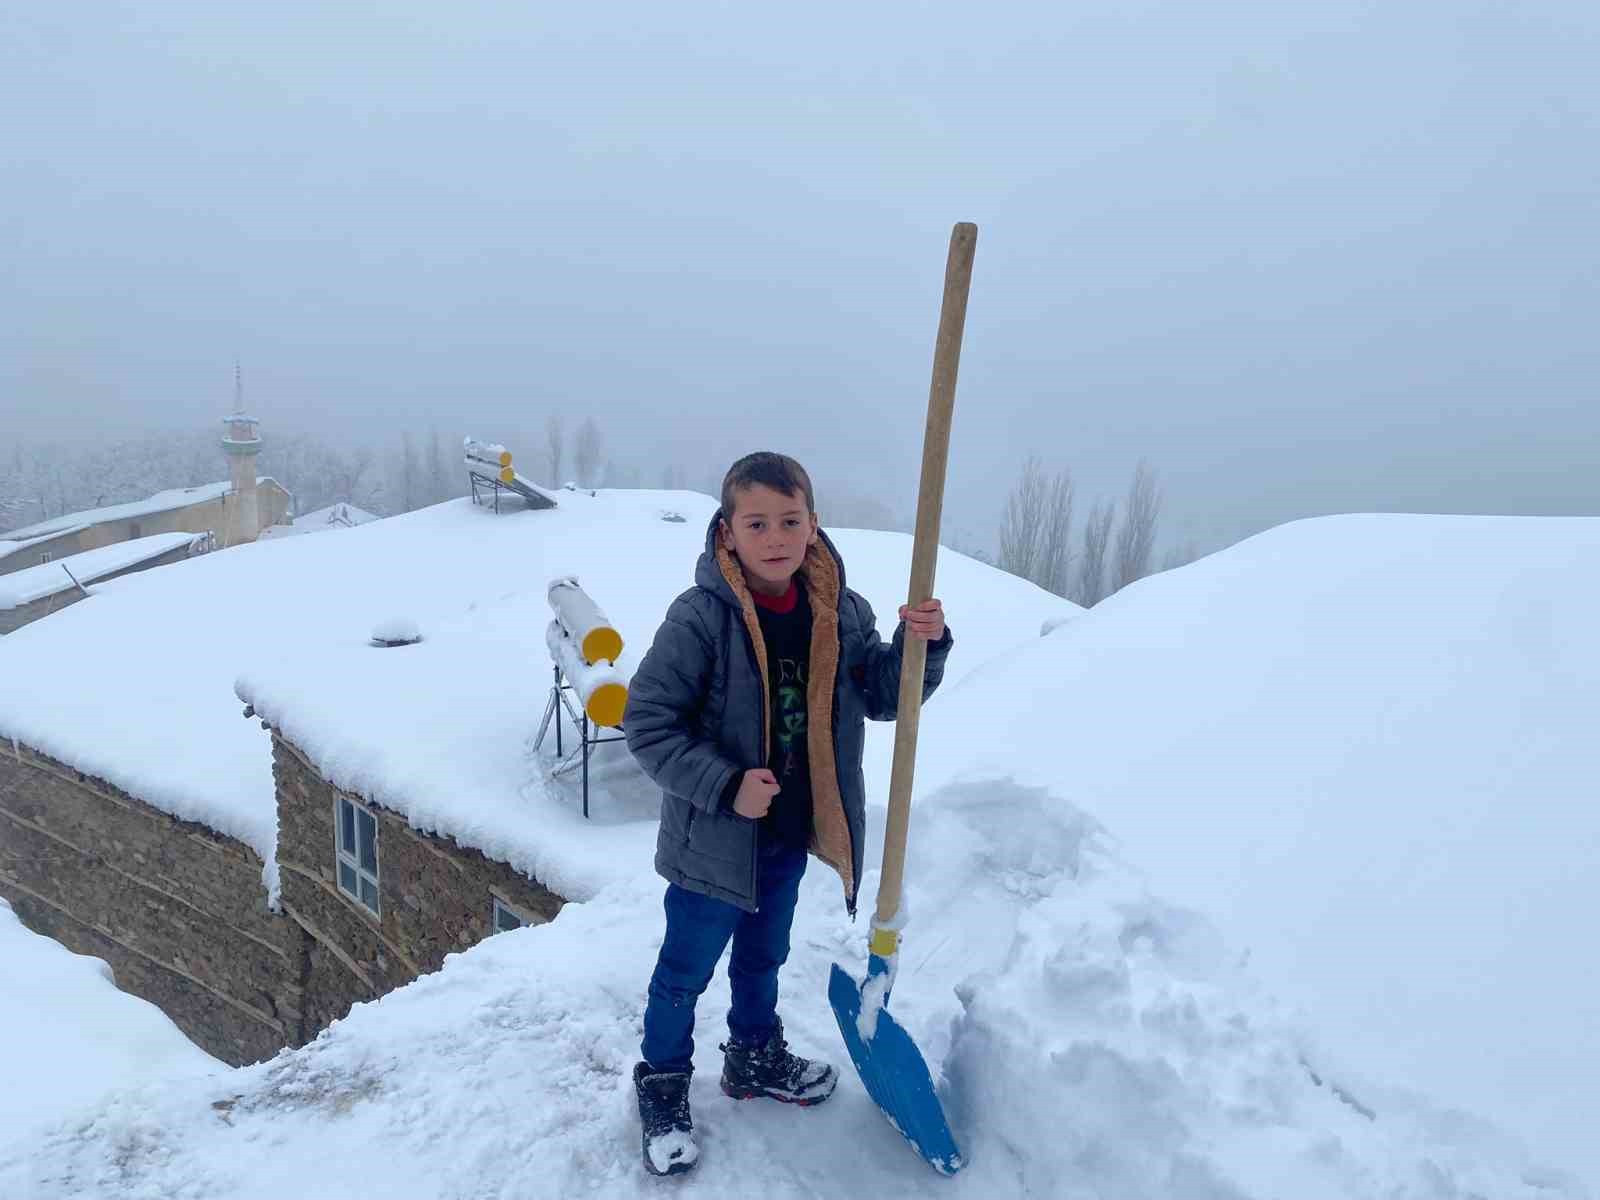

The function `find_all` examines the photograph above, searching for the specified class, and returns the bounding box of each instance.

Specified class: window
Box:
[39,552,52,564]
[129,522,142,539]
[492,897,526,934]
[335,796,380,916]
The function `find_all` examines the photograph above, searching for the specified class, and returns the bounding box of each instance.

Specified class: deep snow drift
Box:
[0,900,217,1150]
[1,505,1593,1198]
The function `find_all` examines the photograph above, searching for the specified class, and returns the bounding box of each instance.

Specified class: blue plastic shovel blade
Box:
[829,960,964,1175]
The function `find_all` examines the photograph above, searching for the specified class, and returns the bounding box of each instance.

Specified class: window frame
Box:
[333,795,381,918]
[491,897,526,934]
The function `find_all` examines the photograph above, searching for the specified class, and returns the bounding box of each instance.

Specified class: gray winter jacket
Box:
[623,514,952,916]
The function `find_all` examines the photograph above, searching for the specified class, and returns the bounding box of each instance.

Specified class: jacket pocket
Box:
[686,806,755,867]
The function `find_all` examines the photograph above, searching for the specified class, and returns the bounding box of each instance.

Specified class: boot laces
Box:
[639,1072,691,1136]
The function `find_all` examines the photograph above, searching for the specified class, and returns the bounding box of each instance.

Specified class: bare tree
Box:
[998,456,1047,583]
[331,446,375,505]
[426,428,450,504]
[544,414,565,484]
[999,457,1075,596]
[1112,461,1162,593]
[574,417,603,487]
[399,432,420,512]
[1038,468,1075,596]
[1075,499,1114,607]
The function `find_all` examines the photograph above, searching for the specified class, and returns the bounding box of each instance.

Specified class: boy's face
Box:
[719,483,819,596]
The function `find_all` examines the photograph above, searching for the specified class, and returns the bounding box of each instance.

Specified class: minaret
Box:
[221,360,262,546]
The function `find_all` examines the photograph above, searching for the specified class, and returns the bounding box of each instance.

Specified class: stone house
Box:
[0,478,691,1072]
[0,724,571,1066]
[0,479,291,576]
[0,533,212,635]
[0,407,291,576]
[0,741,297,1065]
[266,728,565,1041]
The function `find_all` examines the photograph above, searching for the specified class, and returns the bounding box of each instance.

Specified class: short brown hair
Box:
[720,452,815,517]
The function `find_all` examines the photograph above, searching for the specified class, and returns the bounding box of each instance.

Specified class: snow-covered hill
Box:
[1,505,1593,1198]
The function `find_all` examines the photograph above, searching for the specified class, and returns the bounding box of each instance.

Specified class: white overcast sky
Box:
[3,1,1597,552]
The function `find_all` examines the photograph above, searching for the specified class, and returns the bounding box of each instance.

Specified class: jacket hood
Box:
[695,510,847,609]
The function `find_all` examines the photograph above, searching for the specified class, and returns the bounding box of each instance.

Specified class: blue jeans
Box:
[641,840,809,1072]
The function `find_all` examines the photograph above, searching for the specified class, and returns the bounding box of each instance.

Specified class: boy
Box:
[623,451,952,1176]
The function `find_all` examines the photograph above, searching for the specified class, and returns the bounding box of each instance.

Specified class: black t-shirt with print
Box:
[753,581,813,849]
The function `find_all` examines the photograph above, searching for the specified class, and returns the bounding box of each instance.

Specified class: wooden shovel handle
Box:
[875,222,977,927]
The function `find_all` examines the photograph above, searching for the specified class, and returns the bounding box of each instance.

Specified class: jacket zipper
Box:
[741,625,764,909]
[831,689,858,918]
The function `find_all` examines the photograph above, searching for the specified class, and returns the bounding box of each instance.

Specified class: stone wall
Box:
[0,729,571,1069]
[0,741,303,1066]
[272,733,568,1039]
[0,529,86,577]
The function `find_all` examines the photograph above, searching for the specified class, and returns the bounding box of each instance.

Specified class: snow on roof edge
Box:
[1,478,285,543]
[0,533,207,608]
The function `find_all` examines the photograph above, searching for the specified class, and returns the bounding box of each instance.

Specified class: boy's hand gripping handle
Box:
[873,223,977,956]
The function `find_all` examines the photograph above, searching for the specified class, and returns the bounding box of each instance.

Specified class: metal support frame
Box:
[533,664,626,818]
[468,469,508,514]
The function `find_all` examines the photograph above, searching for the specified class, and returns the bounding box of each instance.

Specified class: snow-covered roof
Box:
[291,502,379,531]
[0,532,205,609]
[0,528,80,563]
[0,490,1073,909]
[2,507,1597,1191]
[0,478,279,544]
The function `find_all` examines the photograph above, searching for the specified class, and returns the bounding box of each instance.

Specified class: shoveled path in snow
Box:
[2,777,1575,1200]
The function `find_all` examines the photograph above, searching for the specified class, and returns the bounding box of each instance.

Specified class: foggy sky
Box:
[4,2,1598,554]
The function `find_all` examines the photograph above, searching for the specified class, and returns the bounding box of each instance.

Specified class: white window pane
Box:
[357,810,377,873]
[339,799,355,854]
[359,875,378,912]
[339,861,357,896]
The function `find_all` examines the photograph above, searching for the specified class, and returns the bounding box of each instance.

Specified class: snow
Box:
[0,488,1071,909]
[854,964,893,1042]
[0,899,218,1150]
[907,513,1600,1189]
[0,532,205,609]
[369,615,422,646]
[0,481,238,543]
[231,495,1069,906]
[645,1125,700,1175]
[0,785,1578,1198]
[291,502,378,531]
[1,506,1592,1198]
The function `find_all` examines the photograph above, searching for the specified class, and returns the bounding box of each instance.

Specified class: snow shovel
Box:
[829,222,976,1176]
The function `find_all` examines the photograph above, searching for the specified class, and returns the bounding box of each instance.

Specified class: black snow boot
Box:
[633,1062,699,1177]
[719,1018,838,1105]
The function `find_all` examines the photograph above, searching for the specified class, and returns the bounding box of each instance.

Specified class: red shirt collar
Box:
[751,580,799,614]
